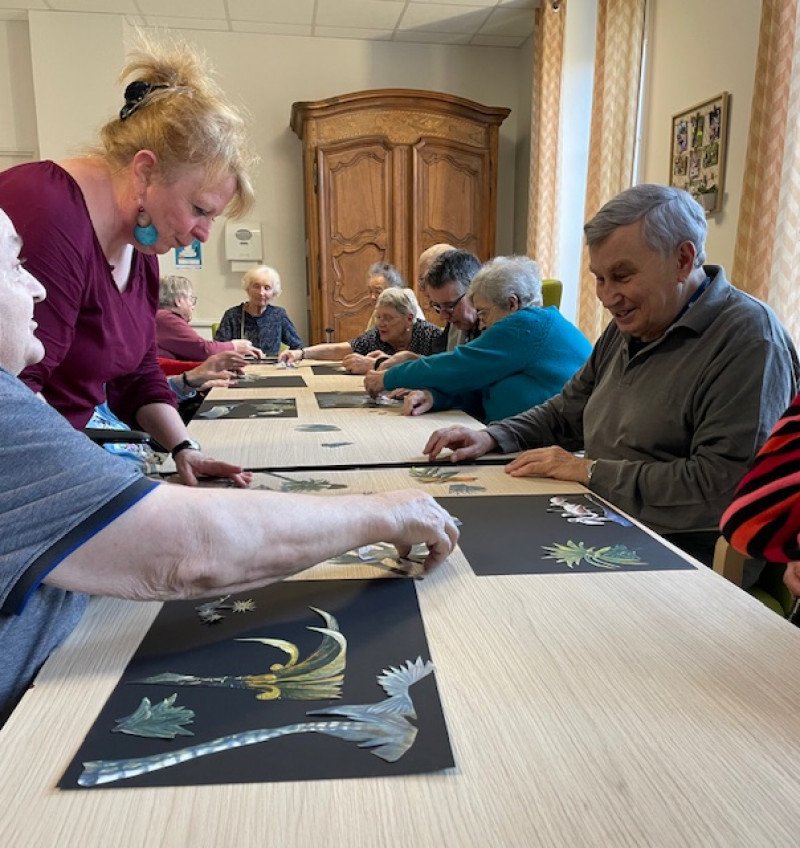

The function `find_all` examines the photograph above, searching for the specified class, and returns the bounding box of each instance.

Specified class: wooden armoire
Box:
[290,89,510,343]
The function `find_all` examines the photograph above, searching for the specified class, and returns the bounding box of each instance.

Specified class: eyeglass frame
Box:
[428,290,466,316]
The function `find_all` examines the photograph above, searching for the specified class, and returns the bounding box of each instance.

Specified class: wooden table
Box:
[185,360,488,470]
[2,466,800,847]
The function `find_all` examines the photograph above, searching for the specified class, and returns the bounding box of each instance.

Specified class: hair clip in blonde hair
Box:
[120,80,168,121]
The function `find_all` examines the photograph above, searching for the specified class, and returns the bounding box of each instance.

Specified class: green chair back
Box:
[211,322,220,339]
[713,537,795,617]
[542,279,563,310]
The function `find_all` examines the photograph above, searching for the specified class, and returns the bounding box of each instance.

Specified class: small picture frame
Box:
[669,92,729,215]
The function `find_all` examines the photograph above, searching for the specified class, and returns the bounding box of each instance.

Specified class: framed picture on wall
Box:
[669,92,729,215]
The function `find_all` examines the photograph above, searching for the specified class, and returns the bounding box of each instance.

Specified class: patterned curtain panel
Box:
[577,0,647,342]
[732,0,800,346]
[526,1,567,277]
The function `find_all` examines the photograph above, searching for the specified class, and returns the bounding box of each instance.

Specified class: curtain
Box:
[732,0,800,346]
[526,0,567,277]
[576,0,647,342]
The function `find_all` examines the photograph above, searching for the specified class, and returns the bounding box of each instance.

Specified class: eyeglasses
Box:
[429,291,466,316]
[183,295,197,305]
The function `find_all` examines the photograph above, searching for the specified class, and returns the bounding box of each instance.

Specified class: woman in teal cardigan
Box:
[364,256,592,423]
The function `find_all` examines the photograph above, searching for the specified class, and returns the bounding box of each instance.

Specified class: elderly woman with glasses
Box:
[156,274,261,361]
[279,288,442,370]
[365,256,592,423]
[364,262,425,331]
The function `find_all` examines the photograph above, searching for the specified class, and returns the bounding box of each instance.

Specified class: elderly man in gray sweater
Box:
[424,184,799,565]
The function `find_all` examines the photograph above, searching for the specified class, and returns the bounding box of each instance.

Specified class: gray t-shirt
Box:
[0,369,157,720]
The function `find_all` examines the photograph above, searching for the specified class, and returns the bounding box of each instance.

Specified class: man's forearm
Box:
[47,486,448,600]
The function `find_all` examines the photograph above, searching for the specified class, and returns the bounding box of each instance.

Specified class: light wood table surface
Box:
[186,360,488,470]
[2,467,800,847]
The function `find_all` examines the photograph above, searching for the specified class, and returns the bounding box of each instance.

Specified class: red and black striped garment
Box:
[720,392,800,561]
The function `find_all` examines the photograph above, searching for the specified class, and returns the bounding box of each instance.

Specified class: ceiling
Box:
[0,0,538,47]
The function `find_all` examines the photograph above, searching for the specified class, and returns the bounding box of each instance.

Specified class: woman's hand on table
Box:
[424,426,497,462]
[342,351,381,374]
[183,352,246,391]
[391,388,432,416]
[379,490,459,571]
[363,369,385,395]
[232,339,263,358]
[201,351,247,374]
[504,446,593,483]
[174,449,253,488]
[278,349,303,365]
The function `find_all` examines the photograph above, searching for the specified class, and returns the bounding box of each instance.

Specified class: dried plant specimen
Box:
[265,472,348,492]
[448,483,486,494]
[547,495,632,527]
[196,405,232,420]
[541,541,647,569]
[137,607,346,701]
[409,467,477,484]
[112,694,195,739]
[195,595,255,625]
[78,658,435,786]
[328,543,427,578]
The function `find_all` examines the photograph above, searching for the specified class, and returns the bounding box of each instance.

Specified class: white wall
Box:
[639,0,761,274]
[28,12,124,161]
[0,20,38,170]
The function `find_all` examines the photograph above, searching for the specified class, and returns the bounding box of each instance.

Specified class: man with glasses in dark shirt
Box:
[424,249,482,352]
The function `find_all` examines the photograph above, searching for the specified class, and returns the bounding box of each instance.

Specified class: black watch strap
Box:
[171,439,201,459]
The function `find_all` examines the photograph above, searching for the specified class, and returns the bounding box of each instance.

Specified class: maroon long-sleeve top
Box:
[0,161,175,429]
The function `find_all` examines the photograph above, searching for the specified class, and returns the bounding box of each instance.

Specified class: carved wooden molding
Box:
[292,89,509,148]
[306,111,489,147]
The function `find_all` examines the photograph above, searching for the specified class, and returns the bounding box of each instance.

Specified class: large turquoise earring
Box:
[134,206,159,246]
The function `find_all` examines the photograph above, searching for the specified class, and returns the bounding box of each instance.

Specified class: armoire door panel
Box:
[412,139,489,261]
[330,244,386,342]
[316,141,395,342]
[319,141,394,245]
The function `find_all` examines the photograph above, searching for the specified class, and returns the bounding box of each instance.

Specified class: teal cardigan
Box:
[382,306,592,423]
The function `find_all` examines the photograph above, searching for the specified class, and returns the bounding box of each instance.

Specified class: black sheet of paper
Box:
[435,493,696,576]
[60,579,453,789]
[315,391,402,409]
[310,364,358,376]
[194,397,298,419]
[228,374,307,388]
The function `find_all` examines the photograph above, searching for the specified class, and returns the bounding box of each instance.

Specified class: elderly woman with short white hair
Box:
[215,265,304,355]
[280,287,442,370]
[157,274,260,361]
